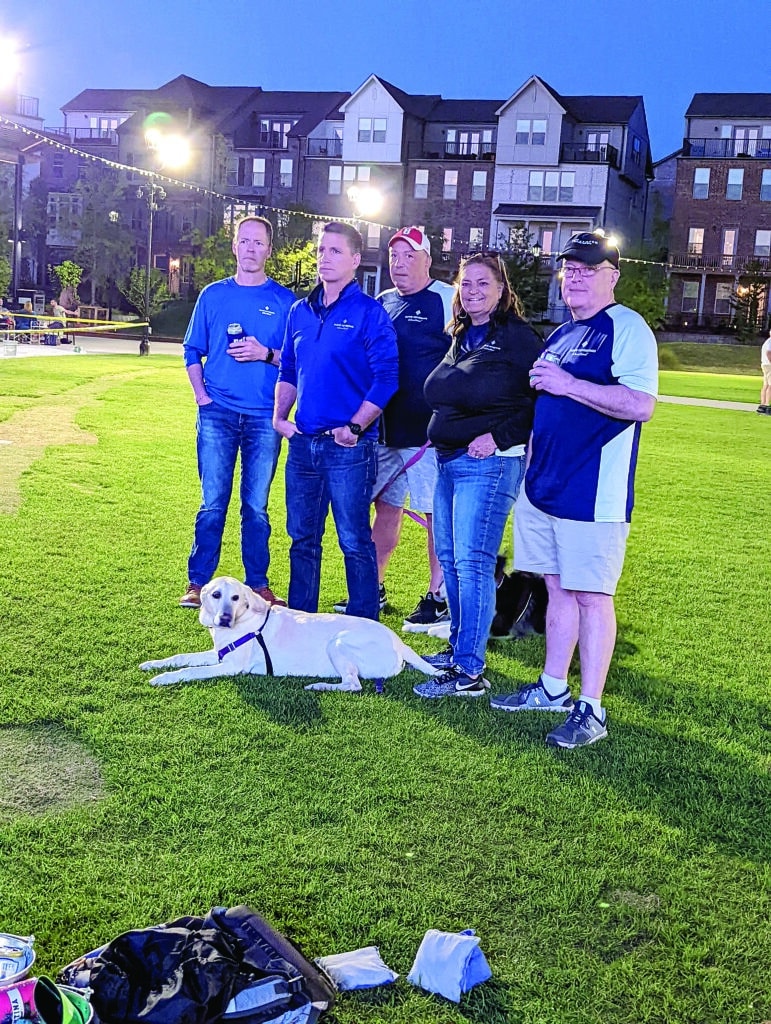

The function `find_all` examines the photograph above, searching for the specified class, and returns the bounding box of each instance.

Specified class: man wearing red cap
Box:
[334,227,453,631]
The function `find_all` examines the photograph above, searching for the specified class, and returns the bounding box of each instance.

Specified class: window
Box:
[587,131,610,152]
[252,158,265,188]
[52,154,64,179]
[631,136,642,166]
[693,168,710,199]
[726,168,744,200]
[472,170,487,201]
[358,117,371,143]
[443,170,458,200]
[356,165,371,182]
[442,227,453,252]
[469,227,484,249]
[260,120,293,148]
[687,227,704,255]
[516,119,546,145]
[279,159,292,188]
[559,172,574,202]
[528,171,543,201]
[714,282,733,316]
[344,166,356,184]
[373,118,387,143]
[761,169,771,201]
[367,222,380,248]
[328,166,342,194]
[544,172,559,202]
[540,229,554,254]
[722,228,737,266]
[754,229,771,257]
[414,168,428,199]
[681,281,699,313]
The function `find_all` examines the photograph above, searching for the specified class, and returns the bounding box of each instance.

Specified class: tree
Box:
[730,262,768,343]
[497,226,549,321]
[21,177,49,289]
[73,166,135,306]
[614,254,669,330]
[189,222,317,295]
[118,266,172,322]
[269,239,317,293]
[188,227,235,290]
[49,260,83,309]
[0,255,10,299]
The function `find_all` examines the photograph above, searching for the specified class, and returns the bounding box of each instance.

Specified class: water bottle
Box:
[227,322,246,344]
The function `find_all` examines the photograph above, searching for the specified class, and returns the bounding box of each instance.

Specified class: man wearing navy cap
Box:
[491,231,658,748]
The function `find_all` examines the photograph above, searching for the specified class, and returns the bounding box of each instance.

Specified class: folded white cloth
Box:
[407,928,492,1003]
[315,945,399,991]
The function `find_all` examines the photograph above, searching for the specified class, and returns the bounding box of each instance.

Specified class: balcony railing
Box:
[306,138,343,157]
[560,143,619,168]
[683,137,771,159]
[406,141,496,161]
[43,127,119,145]
[669,252,771,273]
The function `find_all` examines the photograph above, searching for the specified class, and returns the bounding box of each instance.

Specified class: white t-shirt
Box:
[761,336,771,367]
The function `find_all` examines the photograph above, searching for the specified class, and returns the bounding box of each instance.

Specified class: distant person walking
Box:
[180,215,294,609]
[757,331,771,415]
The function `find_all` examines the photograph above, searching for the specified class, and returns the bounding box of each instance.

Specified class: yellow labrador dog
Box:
[141,576,438,691]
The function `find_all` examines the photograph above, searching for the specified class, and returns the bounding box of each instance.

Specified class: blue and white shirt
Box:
[525,303,658,523]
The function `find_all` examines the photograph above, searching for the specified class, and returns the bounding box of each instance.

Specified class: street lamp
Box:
[136,128,190,356]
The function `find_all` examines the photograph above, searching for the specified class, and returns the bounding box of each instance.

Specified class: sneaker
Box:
[402,591,449,633]
[425,610,451,639]
[413,665,490,699]
[489,677,574,713]
[422,646,455,669]
[252,585,287,607]
[546,700,608,749]
[334,583,386,614]
[179,583,202,608]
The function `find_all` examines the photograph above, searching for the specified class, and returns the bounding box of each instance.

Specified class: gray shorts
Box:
[514,487,630,595]
[374,445,437,513]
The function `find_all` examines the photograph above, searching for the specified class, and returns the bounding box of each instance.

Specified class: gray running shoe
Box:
[489,677,574,712]
[546,701,608,749]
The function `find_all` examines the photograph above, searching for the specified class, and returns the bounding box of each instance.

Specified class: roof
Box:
[62,88,155,113]
[218,91,350,137]
[426,99,503,123]
[686,93,771,118]
[63,76,256,124]
[560,95,642,124]
[493,204,602,219]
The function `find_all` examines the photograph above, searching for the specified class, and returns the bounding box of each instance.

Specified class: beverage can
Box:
[227,323,246,342]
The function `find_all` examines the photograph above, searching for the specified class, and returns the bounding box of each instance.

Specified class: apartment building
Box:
[667,93,771,329]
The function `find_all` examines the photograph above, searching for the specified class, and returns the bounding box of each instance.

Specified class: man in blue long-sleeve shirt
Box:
[274,222,398,620]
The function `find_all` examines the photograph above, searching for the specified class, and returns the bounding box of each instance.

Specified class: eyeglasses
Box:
[559,264,615,280]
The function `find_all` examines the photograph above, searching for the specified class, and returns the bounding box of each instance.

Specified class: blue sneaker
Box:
[422,646,454,669]
[546,701,608,748]
[490,677,574,712]
[413,665,490,699]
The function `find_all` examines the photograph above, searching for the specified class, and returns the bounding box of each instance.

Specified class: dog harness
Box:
[217,607,274,675]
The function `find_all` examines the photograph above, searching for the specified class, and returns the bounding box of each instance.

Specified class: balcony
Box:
[683,138,771,159]
[406,141,496,161]
[306,138,343,158]
[669,252,771,273]
[560,143,619,168]
[44,127,119,145]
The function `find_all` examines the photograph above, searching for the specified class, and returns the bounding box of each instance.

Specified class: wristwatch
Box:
[264,348,275,364]
[346,422,363,436]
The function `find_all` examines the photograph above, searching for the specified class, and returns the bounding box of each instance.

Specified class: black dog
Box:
[490,556,547,639]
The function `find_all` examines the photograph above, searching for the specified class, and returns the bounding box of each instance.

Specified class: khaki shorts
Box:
[374,445,437,512]
[762,365,771,385]
[514,487,630,595]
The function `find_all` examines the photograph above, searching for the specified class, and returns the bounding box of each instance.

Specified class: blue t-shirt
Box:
[377,281,453,447]
[183,276,294,415]
[525,303,658,523]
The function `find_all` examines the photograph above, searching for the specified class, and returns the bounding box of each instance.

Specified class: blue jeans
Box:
[285,433,380,620]
[188,401,281,590]
[433,453,525,676]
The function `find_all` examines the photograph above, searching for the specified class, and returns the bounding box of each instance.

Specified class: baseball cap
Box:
[388,226,431,254]
[557,232,620,268]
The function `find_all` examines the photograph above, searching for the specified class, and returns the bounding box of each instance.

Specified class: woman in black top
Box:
[413,253,542,699]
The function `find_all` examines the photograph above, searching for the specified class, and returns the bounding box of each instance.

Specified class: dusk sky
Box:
[7,0,771,161]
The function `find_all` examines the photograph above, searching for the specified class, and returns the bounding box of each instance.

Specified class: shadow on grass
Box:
[234,674,325,731]
[329,976,519,1024]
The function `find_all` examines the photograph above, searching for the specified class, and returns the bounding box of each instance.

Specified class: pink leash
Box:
[373,441,431,529]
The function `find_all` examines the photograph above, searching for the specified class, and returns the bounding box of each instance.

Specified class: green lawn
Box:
[0,357,769,1024]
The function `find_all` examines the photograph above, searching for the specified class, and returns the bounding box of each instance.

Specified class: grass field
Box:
[0,355,769,1024]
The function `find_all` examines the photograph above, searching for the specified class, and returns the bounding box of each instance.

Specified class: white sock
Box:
[540,672,569,696]
[578,694,605,719]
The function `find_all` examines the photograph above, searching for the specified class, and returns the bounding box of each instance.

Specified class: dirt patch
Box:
[0,724,105,822]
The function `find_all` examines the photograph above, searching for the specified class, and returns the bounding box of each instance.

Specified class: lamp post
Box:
[135,129,190,356]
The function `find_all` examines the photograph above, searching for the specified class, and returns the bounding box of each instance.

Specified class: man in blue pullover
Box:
[274,222,398,621]
[181,215,294,609]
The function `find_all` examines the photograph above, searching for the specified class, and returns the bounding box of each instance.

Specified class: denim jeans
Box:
[433,453,526,676]
[188,401,281,590]
[285,433,380,619]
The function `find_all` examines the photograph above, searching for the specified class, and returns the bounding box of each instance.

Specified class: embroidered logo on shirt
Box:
[259,305,277,317]
[334,318,356,331]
